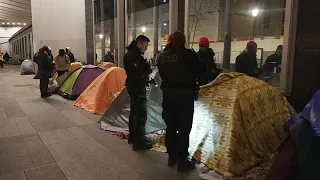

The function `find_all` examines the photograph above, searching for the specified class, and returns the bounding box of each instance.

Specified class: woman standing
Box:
[157,31,205,172]
[36,46,53,98]
[54,49,71,76]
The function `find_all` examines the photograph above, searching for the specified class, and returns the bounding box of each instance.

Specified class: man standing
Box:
[197,37,217,84]
[123,35,152,151]
[263,45,283,74]
[235,41,259,77]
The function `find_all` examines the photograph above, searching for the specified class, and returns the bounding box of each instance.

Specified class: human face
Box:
[137,41,149,53]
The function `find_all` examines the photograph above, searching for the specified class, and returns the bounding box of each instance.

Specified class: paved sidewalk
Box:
[0,65,201,180]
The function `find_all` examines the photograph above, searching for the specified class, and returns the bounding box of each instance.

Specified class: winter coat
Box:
[123,40,152,87]
[235,50,258,78]
[54,55,71,71]
[37,53,52,73]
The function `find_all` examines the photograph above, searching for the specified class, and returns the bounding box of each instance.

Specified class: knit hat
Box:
[199,37,210,47]
[246,41,257,50]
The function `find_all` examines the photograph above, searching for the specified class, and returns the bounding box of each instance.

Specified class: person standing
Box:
[235,41,259,77]
[263,45,283,74]
[157,31,206,172]
[197,37,217,84]
[54,49,71,76]
[0,53,4,70]
[124,35,153,151]
[66,47,75,63]
[36,46,53,98]
[4,52,9,64]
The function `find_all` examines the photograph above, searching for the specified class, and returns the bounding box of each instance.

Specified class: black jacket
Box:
[263,53,282,73]
[123,40,152,87]
[157,47,206,89]
[197,47,216,71]
[236,51,258,77]
[36,53,52,73]
[67,53,75,63]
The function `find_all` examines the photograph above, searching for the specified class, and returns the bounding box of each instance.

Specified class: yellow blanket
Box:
[189,72,290,177]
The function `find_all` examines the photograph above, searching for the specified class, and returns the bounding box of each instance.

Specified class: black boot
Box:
[167,155,178,167]
[128,135,133,144]
[133,142,153,151]
[177,159,195,172]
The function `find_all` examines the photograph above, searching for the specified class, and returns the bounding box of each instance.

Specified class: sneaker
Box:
[133,142,153,151]
[177,159,195,172]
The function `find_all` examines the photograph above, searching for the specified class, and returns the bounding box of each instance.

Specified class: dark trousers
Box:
[127,86,147,143]
[0,61,4,69]
[39,71,50,96]
[57,70,67,76]
[162,88,195,160]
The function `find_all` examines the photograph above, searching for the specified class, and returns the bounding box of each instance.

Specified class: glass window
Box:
[127,0,169,65]
[94,0,117,64]
[187,0,286,88]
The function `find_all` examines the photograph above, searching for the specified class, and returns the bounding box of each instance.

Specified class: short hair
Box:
[59,49,66,56]
[136,35,150,43]
[166,31,186,49]
[277,45,283,50]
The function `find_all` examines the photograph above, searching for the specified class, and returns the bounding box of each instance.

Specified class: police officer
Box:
[124,35,153,151]
[157,31,206,172]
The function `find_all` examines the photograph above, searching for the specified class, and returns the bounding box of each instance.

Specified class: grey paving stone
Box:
[61,110,94,126]
[0,171,26,180]
[0,118,21,138]
[39,129,76,145]
[15,117,36,135]
[19,103,48,116]
[27,113,76,132]
[25,164,66,180]
[0,107,7,119]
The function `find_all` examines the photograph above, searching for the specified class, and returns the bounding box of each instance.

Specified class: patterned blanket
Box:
[189,72,290,177]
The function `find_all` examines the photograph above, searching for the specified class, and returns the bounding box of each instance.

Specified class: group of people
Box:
[0,52,10,70]
[123,31,284,173]
[123,32,215,172]
[235,41,283,78]
[34,46,75,98]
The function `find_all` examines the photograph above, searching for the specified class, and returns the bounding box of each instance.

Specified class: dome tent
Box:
[58,65,104,100]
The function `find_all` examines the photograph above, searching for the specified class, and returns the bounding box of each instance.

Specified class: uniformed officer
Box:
[123,35,153,151]
[157,31,206,172]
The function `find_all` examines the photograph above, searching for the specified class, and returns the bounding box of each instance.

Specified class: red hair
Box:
[166,31,186,49]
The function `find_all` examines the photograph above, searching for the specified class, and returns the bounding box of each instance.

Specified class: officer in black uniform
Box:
[123,35,153,151]
[157,31,206,172]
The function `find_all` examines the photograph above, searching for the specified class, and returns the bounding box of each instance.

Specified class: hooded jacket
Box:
[235,50,258,78]
[123,40,152,87]
[197,47,216,72]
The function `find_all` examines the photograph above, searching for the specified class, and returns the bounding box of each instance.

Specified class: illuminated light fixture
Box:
[1,22,4,25]
[17,22,20,25]
[99,34,103,39]
[7,22,10,25]
[141,26,146,33]
[163,23,167,26]
[23,23,26,25]
[251,8,259,17]
[163,0,166,2]
[12,23,15,25]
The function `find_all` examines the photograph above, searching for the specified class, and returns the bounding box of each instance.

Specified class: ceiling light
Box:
[252,8,259,17]
[1,22,4,25]
[141,27,146,33]
[23,23,26,25]
[17,22,20,25]
[99,34,103,39]
[12,23,15,25]
[163,23,167,26]
[7,22,10,25]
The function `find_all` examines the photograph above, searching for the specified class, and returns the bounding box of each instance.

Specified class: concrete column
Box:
[131,0,137,40]
[153,0,159,55]
[31,0,87,61]
[169,0,179,34]
[184,0,190,46]
[100,0,106,62]
[222,0,233,70]
[117,0,125,68]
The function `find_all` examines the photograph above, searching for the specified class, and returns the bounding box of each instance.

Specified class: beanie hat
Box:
[199,37,210,47]
[246,41,257,50]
